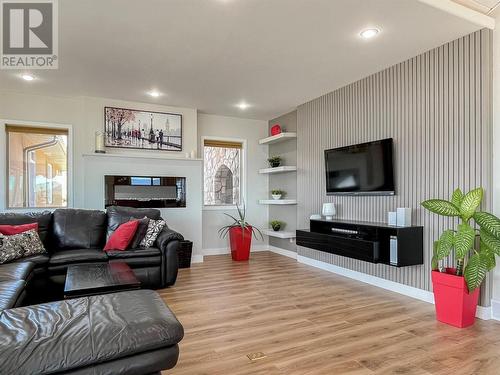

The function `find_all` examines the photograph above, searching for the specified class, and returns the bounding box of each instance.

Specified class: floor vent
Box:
[247,352,267,362]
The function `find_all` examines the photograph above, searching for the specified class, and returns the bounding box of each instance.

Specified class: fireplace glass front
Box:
[105,175,186,208]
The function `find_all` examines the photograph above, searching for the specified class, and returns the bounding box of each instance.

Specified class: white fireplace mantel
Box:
[82,152,202,162]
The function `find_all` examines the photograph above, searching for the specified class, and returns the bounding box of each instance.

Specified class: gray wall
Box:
[296,29,492,300]
[268,111,298,252]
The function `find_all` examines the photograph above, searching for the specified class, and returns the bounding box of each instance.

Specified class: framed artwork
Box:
[104,106,182,151]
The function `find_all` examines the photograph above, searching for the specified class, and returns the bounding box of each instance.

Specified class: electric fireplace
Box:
[105,175,186,208]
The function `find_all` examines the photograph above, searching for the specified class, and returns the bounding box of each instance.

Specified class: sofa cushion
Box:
[0,280,25,311]
[49,249,108,266]
[52,209,107,250]
[0,211,52,248]
[106,206,161,239]
[0,262,35,282]
[106,247,161,259]
[14,254,50,267]
[0,290,184,374]
[107,247,161,267]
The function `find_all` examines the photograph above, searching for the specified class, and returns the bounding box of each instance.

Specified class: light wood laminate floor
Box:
[160,252,500,375]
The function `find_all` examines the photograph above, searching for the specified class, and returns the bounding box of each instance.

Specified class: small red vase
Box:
[270,124,282,136]
[229,226,252,261]
[432,268,479,328]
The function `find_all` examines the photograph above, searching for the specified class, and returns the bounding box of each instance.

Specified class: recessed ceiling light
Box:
[236,102,250,110]
[359,28,380,39]
[148,90,161,97]
[21,74,35,81]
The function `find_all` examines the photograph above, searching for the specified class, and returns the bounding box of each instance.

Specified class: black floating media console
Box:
[296,219,423,267]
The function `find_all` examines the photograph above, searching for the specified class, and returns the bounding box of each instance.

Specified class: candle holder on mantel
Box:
[95,131,106,153]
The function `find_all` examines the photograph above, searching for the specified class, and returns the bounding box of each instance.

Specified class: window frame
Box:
[2,120,73,211]
[201,136,247,211]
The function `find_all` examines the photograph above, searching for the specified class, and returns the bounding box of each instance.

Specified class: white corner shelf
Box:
[259,199,297,205]
[259,166,297,174]
[263,229,296,239]
[259,132,297,145]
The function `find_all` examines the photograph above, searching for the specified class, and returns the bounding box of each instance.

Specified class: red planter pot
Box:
[229,226,252,261]
[432,268,479,328]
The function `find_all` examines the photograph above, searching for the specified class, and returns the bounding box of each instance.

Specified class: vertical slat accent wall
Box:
[296,30,492,302]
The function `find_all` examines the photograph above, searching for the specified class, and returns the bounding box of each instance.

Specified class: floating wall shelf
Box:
[259,199,297,205]
[259,166,297,174]
[262,229,296,239]
[258,132,297,145]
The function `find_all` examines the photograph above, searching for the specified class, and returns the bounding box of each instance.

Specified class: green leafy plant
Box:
[268,156,282,167]
[218,204,263,240]
[421,187,500,292]
[270,220,284,231]
[271,189,286,196]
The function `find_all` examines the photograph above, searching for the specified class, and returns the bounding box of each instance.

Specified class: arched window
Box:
[203,139,243,206]
[214,165,233,204]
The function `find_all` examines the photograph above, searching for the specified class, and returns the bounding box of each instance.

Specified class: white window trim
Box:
[201,136,247,211]
[0,119,74,211]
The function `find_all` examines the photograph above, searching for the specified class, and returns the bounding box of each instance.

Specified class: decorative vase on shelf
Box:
[322,203,336,220]
[95,131,105,153]
[272,194,282,200]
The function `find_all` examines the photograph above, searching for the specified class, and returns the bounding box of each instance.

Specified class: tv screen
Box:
[325,138,395,195]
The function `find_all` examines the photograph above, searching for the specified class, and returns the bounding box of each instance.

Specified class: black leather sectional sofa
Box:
[0,207,185,374]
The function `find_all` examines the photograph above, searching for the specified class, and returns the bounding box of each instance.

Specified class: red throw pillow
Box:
[0,223,38,235]
[104,220,139,251]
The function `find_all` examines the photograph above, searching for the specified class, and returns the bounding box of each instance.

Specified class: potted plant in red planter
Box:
[422,187,500,328]
[218,205,263,261]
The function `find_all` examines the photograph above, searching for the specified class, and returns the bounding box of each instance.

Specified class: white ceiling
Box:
[0,0,488,120]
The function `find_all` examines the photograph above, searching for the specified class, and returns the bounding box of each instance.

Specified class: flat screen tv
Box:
[325,138,395,196]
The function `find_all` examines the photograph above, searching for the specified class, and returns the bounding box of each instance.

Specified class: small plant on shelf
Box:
[270,220,284,231]
[268,156,282,168]
[271,189,286,200]
[421,187,500,327]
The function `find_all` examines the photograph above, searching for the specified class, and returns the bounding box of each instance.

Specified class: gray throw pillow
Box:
[139,219,166,248]
[129,217,150,249]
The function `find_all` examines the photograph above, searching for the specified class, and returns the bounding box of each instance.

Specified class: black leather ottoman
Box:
[0,290,184,375]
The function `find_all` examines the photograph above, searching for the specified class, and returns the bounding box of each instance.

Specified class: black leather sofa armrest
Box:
[156,227,184,287]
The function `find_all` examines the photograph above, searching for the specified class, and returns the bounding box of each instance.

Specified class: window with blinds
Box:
[203,138,243,206]
[6,125,69,208]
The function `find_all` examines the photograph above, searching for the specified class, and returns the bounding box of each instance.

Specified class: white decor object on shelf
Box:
[388,211,397,226]
[396,208,412,227]
[259,166,297,174]
[322,203,336,220]
[272,194,282,200]
[259,199,297,205]
[95,131,105,153]
[258,132,297,145]
[310,214,322,220]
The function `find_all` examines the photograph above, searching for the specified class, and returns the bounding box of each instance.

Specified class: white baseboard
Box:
[267,245,297,260]
[191,254,204,264]
[198,245,269,260]
[491,299,500,321]
[297,255,492,320]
